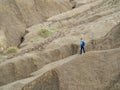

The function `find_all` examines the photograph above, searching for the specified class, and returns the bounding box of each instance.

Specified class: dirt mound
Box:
[0,0,72,50]
[52,48,120,90]
[0,44,78,86]
[86,23,120,51]
[0,48,120,90]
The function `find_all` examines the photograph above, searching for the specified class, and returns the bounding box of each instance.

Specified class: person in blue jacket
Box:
[80,38,85,54]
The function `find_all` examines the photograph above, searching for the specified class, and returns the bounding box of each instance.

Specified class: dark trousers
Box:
[80,46,85,54]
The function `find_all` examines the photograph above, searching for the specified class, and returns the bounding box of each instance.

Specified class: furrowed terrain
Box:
[0,0,120,90]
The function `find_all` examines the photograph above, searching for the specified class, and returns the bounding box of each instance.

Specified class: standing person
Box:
[80,38,85,54]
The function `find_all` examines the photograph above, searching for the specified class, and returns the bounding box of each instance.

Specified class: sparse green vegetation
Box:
[38,28,51,38]
[30,27,62,43]
[38,28,59,38]
[6,47,18,54]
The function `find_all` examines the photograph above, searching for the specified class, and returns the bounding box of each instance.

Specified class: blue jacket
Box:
[80,40,85,47]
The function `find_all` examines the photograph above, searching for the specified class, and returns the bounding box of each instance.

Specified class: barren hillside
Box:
[86,22,120,51]
[0,0,120,90]
[0,0,72,50]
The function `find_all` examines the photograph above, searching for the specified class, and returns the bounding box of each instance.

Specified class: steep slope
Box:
[17,0,104,50]
[1,0,120,64]
[86,23,120,51]
[0,0,72,50]
[0,0,120,90]
[0,48,120,90]
[0,44,78,86]
[19,0,120,52]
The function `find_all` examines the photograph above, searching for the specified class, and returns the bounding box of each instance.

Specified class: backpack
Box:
[81,41,85,47]
[83,41,85,46]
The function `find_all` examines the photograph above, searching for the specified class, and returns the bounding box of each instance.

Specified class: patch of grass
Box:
[38,28,59,38]
[38,28,51,38]
[39,28,52,38]
[6,47,18,54]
